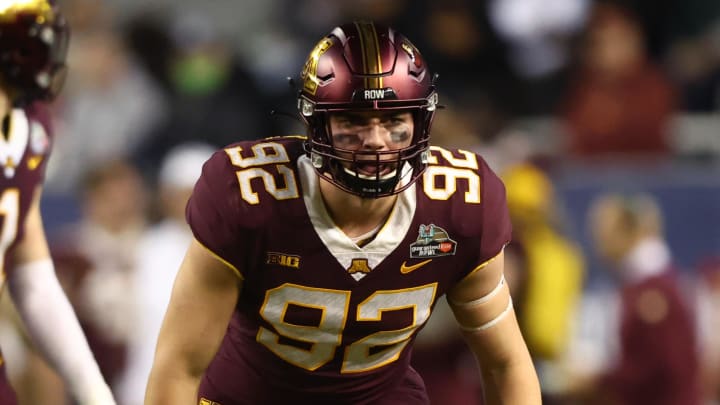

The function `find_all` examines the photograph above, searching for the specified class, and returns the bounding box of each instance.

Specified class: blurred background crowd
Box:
[2,0,719,403]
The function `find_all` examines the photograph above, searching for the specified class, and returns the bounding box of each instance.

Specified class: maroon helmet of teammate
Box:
[298,21,438,198]
[0,0,69,105]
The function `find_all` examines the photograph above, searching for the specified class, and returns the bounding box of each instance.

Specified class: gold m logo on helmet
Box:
[0,0,55,22]
[301,38,333,95]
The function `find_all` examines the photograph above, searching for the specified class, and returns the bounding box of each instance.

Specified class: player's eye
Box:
[389,128,411,143]
[333,133,363,147]
[339,120,361,129]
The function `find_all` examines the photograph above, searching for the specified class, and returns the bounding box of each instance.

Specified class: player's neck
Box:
[319,178,397,238]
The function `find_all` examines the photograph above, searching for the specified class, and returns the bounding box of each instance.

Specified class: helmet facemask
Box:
[298,21,439,199]
[301,95,437,198]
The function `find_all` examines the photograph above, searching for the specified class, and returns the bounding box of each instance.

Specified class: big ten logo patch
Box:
[266,252,301,269]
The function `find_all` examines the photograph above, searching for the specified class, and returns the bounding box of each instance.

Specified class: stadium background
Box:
[5,0,719,404]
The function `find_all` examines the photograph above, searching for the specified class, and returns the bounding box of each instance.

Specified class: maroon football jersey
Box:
[187,136,511,405]
[0,103,54,404]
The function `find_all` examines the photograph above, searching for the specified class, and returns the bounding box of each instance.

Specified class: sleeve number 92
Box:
[226,142,481,204]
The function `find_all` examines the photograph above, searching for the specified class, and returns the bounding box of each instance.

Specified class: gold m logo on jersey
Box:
[3,156,17,178]
[266,252,300,269]
[347,258,372,274]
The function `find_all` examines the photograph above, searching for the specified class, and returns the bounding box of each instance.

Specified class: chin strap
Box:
[337,166,400,198]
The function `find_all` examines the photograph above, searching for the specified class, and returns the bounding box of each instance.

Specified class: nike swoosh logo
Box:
[400,259,433,274]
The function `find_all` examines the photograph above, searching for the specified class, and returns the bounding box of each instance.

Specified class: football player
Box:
[146,21,540,404]
[0,1,115,404]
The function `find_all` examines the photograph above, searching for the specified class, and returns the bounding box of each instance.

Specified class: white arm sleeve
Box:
[7,258,116,405]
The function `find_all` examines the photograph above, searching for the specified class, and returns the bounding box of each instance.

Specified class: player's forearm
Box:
[8,258,115,404]
[146,241,240,404]
[145,367,202,405]
[144,335,218,404]
[457,308,541,404]
[480,358,542,405]
[146,344,212,405]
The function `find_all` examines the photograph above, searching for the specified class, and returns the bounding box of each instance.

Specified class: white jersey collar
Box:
[297,155,417,280]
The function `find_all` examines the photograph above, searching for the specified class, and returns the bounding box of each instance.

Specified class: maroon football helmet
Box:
[0,0,69,105]
[298,21,438,198]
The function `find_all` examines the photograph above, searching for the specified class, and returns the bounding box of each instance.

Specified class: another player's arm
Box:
[447,250,541,404]
[7,186,115,404]
[145,238,241,404]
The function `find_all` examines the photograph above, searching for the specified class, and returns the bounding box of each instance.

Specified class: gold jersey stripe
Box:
[461,246,506,281]
[196,239,245,280]
[354,21,383,89]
